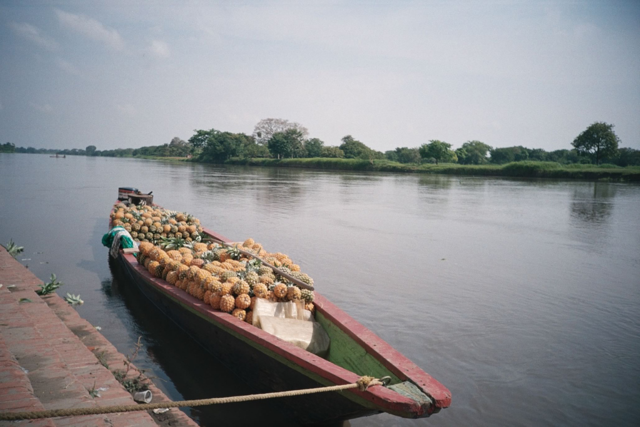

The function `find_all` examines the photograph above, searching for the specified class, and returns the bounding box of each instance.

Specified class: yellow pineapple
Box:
[273,283,287,299]
[210,293,222,310]
[190,258,205,268]
[204,290,212,305]
[220,294,235,312]
[231,308,246,321]
[220,282,233,296]
[235,294,251,310]
[245,310,253,325]
[232,281,250,296]
[286,286,302,301]
[166,271,179,285]
[253,283,268,299]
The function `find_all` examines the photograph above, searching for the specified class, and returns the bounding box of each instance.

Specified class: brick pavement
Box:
[0,247,199,427]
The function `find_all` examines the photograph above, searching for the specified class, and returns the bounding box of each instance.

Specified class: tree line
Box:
[5,120,640,167]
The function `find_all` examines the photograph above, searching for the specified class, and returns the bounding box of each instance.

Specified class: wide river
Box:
[1,153,639,426]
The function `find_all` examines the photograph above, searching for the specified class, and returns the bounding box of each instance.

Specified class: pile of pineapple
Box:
[111,203,315,325]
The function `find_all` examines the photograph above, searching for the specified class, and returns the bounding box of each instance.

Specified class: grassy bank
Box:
[226,158,640,181]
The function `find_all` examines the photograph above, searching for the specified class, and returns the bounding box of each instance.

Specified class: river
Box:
[1,153,639,426]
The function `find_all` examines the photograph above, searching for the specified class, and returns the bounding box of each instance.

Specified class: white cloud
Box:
[31,103,53,113]
[149,40,170,58]
[10,22,59,51]
[116,104,136,116]
[55,9,124,51]
[56,58,80,76]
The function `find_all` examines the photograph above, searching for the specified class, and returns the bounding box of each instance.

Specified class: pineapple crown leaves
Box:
[37,273,64,296]
[158,236,187,250]
[3,239,25,258]
[226,244,242,260]
[246,258,262,272]
[65,293,84,305]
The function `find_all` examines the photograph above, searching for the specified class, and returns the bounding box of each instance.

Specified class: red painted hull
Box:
[109,205,451,424]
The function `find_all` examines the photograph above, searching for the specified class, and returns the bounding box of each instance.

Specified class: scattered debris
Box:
[65,293,84,305]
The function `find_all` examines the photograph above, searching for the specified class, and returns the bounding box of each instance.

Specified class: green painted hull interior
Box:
[315,311,402,385]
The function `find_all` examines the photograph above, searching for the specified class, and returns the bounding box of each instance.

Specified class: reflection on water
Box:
[570,182,616,225]
[1,154,639,427]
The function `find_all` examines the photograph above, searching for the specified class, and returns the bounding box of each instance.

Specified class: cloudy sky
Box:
[1,0,639,152]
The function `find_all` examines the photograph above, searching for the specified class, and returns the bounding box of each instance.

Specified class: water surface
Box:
[1,153,639,426]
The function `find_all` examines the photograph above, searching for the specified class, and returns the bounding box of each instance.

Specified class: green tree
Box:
[192,129,252,163]
[85,145,97,156]
[455,141,492,164]
[615,148,640,166]
[268,128,305,159]
[0,142,16,153]
[489,146,530,164]
[572,122,620,165]
[304,138,324,158]
[242,140,270,159]
[339,135,372,159]
[321,146,344,158]
[394,147,421,164]
[188,129,212,151]
[419,140,456,164]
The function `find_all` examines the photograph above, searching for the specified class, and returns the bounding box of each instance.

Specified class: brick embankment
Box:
[0,247,199,427]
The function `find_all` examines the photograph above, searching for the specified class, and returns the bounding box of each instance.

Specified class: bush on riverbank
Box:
[227,158,640,181]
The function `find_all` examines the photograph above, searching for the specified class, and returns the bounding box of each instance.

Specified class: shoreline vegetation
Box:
[4,120,639,181]
[225,158,640,181]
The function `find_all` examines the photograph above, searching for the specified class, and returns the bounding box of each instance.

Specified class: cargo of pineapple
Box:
[110,202,325,353]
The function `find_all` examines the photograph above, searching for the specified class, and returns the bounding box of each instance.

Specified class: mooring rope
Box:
[0,376,384,421]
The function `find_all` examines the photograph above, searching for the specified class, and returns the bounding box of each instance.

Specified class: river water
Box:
[1,153,639,426]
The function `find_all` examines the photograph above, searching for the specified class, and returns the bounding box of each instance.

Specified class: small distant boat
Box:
[107,195,451,425]
[49,154,66,158]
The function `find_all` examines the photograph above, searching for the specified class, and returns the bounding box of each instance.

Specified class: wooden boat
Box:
[108,200,451,425]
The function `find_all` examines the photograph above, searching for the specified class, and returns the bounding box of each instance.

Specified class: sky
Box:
[1,0,639,153]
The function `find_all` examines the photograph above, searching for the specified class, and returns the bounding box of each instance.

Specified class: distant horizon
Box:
[1,1,638,152]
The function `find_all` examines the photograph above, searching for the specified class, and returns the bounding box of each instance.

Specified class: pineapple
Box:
[220,271,237,281]
[273,283,287,299]
[290,271,314,287]
[186,266,200,280]
[245,271,259,286]
[231,308,246,321]
[190,258,205,268]
[243,238,255,248]
[233,281,250,296]
[220,282,233,296]
[259,276,275,286]
[300,289,314,303]
[235,294,251,310]
[245,311,253,325]
[166,271,179,286]
[220,294,235,313]
[253,283,268,299]
[286,286,302,301]
[305,302,315,312]
[210,293,222,310]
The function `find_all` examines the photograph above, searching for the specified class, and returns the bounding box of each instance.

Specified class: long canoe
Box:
[108,202,451,425]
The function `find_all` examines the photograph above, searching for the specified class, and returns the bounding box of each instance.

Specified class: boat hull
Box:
[110,254,380,425]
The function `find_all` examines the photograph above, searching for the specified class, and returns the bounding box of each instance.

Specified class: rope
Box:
[0,376,384,421]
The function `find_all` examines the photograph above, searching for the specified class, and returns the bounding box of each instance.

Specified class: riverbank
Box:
[225,158,640,181]
[0,247,198,427]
